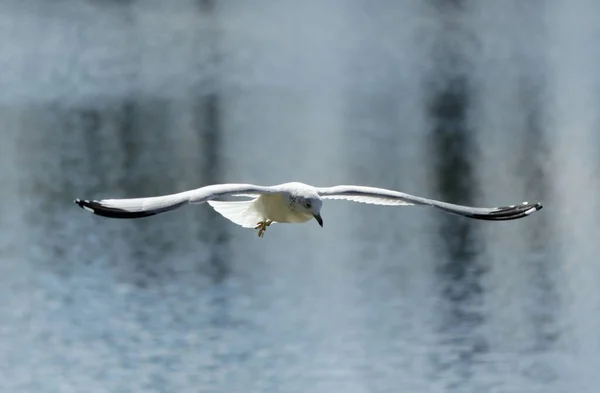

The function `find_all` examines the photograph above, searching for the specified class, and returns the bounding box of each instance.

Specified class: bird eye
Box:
[305,201,312,208]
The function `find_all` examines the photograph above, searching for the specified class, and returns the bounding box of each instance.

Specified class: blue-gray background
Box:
[0,1,597,392]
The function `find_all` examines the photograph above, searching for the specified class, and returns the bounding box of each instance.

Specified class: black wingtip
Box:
[74,198,93,211]
[472,201,543,221]
[73,198,157,219]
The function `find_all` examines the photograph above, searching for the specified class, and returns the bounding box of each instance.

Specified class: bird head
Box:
[295,195,323,227]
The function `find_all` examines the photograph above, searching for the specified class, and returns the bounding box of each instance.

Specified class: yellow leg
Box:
[254,219,273,238]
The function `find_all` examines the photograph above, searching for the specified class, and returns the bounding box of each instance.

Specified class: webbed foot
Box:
[254,219,273,238]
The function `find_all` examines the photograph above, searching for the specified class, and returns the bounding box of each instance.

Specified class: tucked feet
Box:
[254,219,273,238]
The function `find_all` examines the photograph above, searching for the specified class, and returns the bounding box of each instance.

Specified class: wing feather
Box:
[318,194,412,206]
[207,199,264,228]
[74,183,276,219]
[317,185,542,221]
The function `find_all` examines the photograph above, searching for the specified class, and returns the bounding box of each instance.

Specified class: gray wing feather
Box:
[317,185,542,221]
[74,184,276,219]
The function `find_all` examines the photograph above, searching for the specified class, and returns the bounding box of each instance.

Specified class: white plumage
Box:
[206,199,263,229]
[74,181,542,237]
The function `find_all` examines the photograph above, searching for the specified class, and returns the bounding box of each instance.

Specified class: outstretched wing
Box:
[74,183,276,219]
[316,185,542,221]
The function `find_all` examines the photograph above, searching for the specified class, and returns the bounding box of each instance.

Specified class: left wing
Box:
[316,185,542,221]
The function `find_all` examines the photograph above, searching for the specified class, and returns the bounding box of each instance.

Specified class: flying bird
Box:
[74,182,542,237]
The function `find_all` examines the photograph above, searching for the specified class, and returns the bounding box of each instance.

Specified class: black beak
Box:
[313,213,323,227]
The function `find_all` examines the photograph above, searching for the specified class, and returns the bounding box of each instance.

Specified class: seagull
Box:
[74,182,542,237]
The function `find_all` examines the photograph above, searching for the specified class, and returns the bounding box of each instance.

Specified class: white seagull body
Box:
[74,182,542,237]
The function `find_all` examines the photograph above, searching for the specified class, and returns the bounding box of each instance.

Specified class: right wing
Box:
[317,185,542,221]
[74,183,276,219]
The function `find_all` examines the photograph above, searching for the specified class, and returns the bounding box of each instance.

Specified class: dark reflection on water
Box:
[0,1,597,392]
[428,57,486,389]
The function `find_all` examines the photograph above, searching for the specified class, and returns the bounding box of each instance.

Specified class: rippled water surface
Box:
[0,1,599,392]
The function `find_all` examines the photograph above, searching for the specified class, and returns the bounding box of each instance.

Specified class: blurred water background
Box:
[0,1,598,392]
